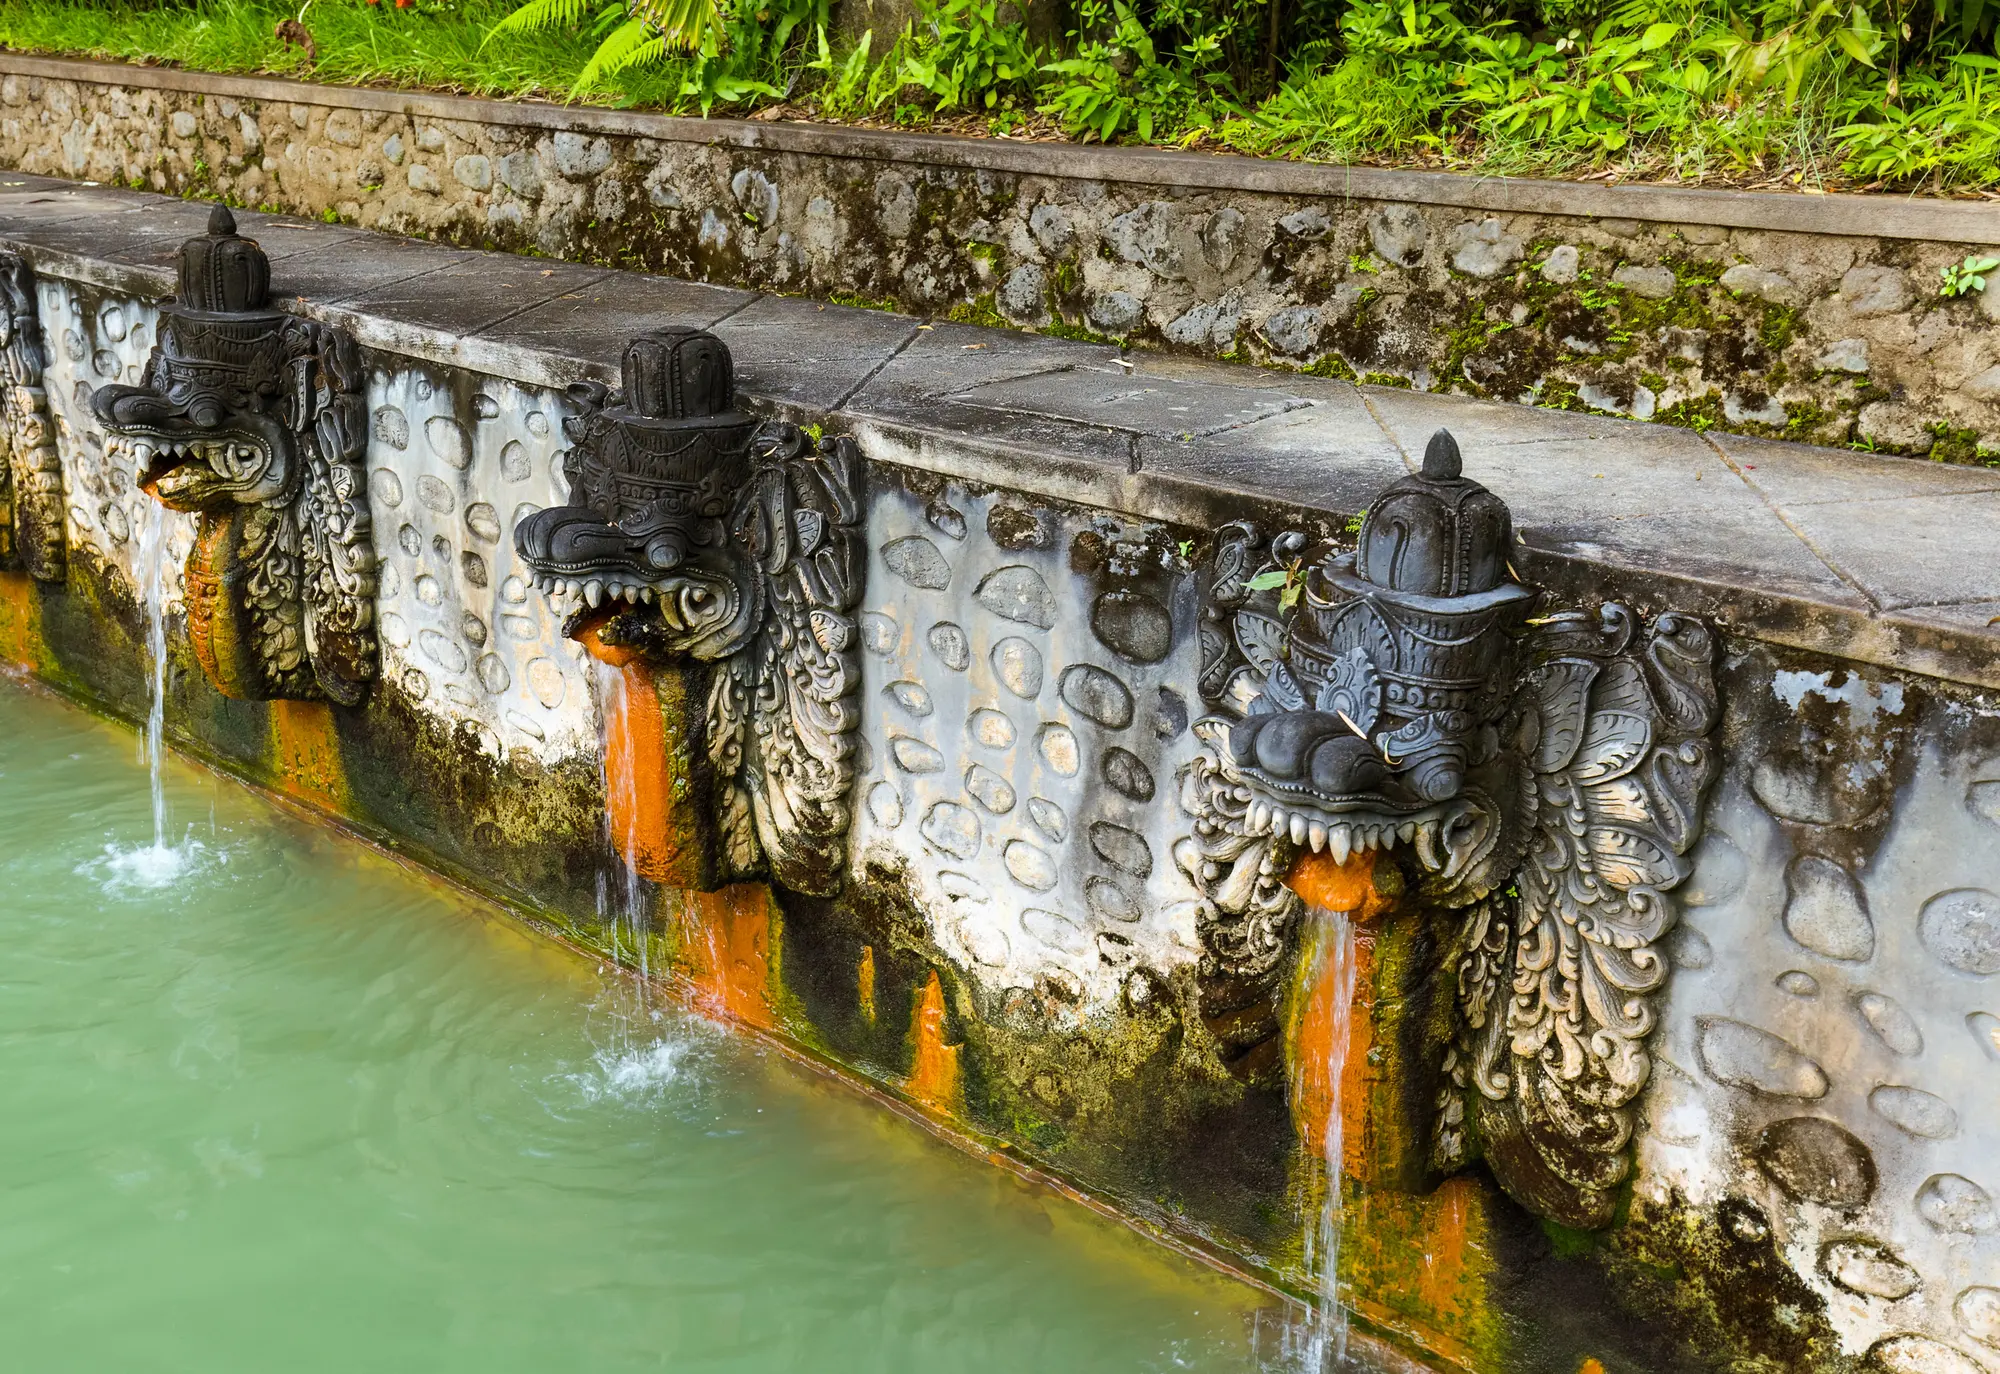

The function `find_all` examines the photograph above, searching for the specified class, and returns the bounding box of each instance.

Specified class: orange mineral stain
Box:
[905,970,961,1115]
[1285,850,1388,1174]
[676,885,775,1030]
[576,619,700,886]
[1579,1361,1608,1374]
[269,699,348,814]
[857,944,877,1024]
[1345,1175,1500,1373]
[0,569,40,668]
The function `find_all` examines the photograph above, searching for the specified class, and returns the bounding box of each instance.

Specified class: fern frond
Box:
[487,0,595,38]
[574,18,668,88]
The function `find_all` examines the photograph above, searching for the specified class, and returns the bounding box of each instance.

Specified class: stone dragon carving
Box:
[513,326,864,896]
[91,206,376,705]
[0,251,66,582]
[1177,430,1719,1228]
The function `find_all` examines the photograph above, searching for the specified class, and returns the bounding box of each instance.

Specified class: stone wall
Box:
[8,55,2000,463]
[7,179,2000,1374]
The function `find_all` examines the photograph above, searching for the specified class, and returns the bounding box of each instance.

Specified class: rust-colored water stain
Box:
[905,970,961,1115]
[1286,848,1384,916]
[857,944,877,1024]
[598,659,688,884]
[269,699,348,813]
[677,885,774,1029]
[0,570,40,668]
[1578,1359,1608,1374]
[1346,1176,1501,1373]
[183,519,229,694]
[1285,850,1385,1172]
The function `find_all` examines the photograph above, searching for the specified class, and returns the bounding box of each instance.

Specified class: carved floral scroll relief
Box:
[0,251,66,582]
[1177,429,1721,1229]
[513,326,865,896]
[91,206,377,704]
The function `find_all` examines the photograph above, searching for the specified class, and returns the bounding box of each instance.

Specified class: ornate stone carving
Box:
[1178,430,1719,1228]
[0,252,66,581]
[92,206,376,704]
[514,327,864,896]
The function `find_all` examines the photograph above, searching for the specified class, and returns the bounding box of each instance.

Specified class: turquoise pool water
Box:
[0,678,1276,1371]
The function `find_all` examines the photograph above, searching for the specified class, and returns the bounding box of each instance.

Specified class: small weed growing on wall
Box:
[1939,255,2000,297]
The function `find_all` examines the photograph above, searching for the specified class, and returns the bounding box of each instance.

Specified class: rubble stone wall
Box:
[8,56,2000,462]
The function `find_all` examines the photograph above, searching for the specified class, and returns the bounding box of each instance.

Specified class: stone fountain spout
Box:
[513,326,866,897]
[1177,427,1722,1229]
[90,205,377,705]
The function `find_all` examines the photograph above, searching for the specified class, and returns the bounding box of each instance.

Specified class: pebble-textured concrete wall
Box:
[850,472,1207,1009]
[1644,654,2000,1374]
[9,64,2000,463]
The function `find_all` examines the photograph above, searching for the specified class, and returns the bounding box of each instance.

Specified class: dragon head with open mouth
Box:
[514,326,864,896]
[1179,430,1719,1229]
[92,205,376,705]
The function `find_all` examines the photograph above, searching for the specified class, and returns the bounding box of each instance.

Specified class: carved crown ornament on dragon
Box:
[92,205,378,705]
[1177,429,1721,1230]
[513,326,865,898]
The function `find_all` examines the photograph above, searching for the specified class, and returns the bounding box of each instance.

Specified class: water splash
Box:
[562,975,718,1110]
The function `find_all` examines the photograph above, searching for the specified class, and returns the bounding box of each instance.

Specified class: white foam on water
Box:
[83,835,225,896]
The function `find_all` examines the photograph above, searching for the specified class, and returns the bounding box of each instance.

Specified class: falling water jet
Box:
[1270,848,1385,1373]
[593,658,653,983]
[136,489,171,853]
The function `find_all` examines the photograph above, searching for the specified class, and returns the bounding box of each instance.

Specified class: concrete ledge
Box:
[5,51,1998,245]
[5,172,1997,691]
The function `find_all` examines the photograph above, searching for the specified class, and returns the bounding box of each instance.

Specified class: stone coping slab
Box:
[6,52,2000,246]
[4,172,1996,690]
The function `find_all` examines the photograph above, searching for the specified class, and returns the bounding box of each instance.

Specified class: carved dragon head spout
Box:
[91,205,377,705]
[514,328,866,897]
[515,327,761,660]
[1215,431,1536,900]
[97,206,295,512]
[1181,428,1720,1230]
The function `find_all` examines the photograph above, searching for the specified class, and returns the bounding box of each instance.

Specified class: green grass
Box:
[0,0,1994,192]
[0,0,691,105]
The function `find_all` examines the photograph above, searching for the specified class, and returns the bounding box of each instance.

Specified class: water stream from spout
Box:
[1298,904,1356,1371]
[1259,902,1358,1373]
[136,495,171,853]
[594,659,651,984]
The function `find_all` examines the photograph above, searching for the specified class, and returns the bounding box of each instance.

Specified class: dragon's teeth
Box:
[1289,813,1308,847]
[1330,826,1352,865]
[622,585,639,603]
[1248,802,1268,834]
[1380,826,1398,852]
[1398,821,1416,842]
[1309,821,1327,854]
[584,579,604,608]
[640,586,654,603]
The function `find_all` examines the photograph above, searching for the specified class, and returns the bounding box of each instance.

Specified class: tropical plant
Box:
[892,0,1040,111]
[1038,0,1238,142]
[487,0,723,91]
